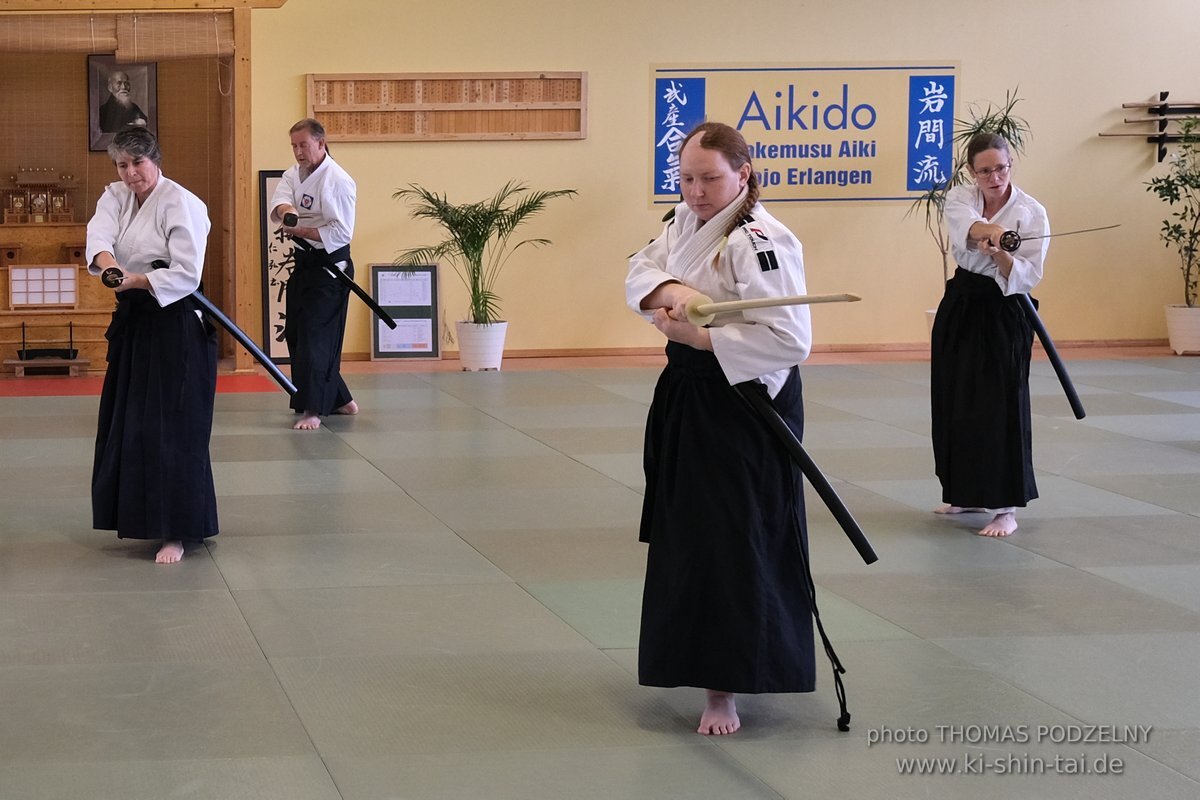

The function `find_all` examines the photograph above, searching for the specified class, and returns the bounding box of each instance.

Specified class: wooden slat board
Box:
[307,72,587,141]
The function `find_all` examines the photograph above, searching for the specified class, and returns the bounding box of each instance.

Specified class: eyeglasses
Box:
[973,163,1011,178]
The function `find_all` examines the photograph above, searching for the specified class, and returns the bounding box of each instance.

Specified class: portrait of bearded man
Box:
[98,69,149,133]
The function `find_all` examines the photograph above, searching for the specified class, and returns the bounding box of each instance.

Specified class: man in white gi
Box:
[270,118,359,430]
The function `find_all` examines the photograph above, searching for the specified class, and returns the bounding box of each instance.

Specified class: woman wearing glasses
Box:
[931,133,1049,537]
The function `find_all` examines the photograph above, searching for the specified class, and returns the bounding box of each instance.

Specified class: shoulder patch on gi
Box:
[755,249,779,272]
[738,219,778,272]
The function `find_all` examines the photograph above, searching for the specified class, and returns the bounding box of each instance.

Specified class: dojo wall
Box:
[251,0,1199,357]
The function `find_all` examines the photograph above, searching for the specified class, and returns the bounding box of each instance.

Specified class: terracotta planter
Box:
[1165,304,1200,355]
[455,321,508,370]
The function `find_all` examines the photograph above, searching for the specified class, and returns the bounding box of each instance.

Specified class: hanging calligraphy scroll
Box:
[258,169,291,364]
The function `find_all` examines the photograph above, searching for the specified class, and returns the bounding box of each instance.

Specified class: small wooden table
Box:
[4,357,90,377]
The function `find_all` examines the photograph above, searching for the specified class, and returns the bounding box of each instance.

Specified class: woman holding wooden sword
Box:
[626,121,857,736]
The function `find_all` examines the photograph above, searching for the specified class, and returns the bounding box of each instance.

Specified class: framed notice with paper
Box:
[370,264,441,360]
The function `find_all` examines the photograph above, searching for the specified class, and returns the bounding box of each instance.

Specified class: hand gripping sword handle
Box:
[998,230,1023,252]
[999,224,1119,253]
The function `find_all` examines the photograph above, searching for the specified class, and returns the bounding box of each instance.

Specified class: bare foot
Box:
[155,541,185,564]
[334,400,359,415]
[977,512,1017,537]
[293,412,321,430]
[934,504,988,514]
[698,690,740,735]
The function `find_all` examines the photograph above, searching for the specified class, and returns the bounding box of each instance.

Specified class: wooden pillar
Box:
[231,5,255,372]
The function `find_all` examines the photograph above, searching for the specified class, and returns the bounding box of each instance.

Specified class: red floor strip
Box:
[0,373,280,398]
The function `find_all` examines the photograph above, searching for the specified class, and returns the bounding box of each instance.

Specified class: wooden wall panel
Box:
[308,72,587,141]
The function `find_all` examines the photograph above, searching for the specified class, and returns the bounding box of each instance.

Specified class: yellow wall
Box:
[251,0,1200,356]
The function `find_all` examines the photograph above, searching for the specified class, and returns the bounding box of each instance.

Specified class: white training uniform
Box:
[626,200,811,397]
[270,153,356,264]
[87,175,219,544]
[944,183,1049,296]
[86,177,211,306]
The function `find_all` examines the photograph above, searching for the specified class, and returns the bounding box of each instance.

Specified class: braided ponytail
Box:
[725,170,759,238]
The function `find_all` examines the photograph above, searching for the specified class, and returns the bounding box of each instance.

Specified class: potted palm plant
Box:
[393,181,577,370]
[1146,117,1200,354]
[908,90,1032,331]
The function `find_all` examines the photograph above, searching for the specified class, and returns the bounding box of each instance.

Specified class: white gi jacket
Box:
[944,183,1049,296]
[627,201,811,397]
[270,154,356,255]
[86,177,211,307]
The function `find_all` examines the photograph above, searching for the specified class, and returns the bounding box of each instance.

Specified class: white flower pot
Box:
[455,321,508,370]
[1165,304,1200,355]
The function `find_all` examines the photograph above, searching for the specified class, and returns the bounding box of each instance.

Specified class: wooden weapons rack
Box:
[1100,91,1200,162]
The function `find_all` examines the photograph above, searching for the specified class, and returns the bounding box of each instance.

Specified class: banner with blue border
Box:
[653,78,707,198]
[907,76,955,192]
[650,63,958,204]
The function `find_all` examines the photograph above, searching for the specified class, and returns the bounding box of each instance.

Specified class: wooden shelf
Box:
[308,72,587,142]
[4,357,90,377]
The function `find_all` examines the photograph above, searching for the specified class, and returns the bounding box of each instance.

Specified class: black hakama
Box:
[931,267,1038,509]
[284,250,353,416]
[93,290,219,541]
[638,342,815,694]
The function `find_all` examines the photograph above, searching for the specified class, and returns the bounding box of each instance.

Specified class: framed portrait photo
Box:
[87,55,157,151]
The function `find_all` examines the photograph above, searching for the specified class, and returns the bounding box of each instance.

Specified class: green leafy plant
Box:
[907,89,1032,281]
[1146,117,1200,308]
[393,181,577,324]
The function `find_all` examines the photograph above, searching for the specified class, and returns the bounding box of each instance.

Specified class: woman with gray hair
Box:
[87,127,218,564]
